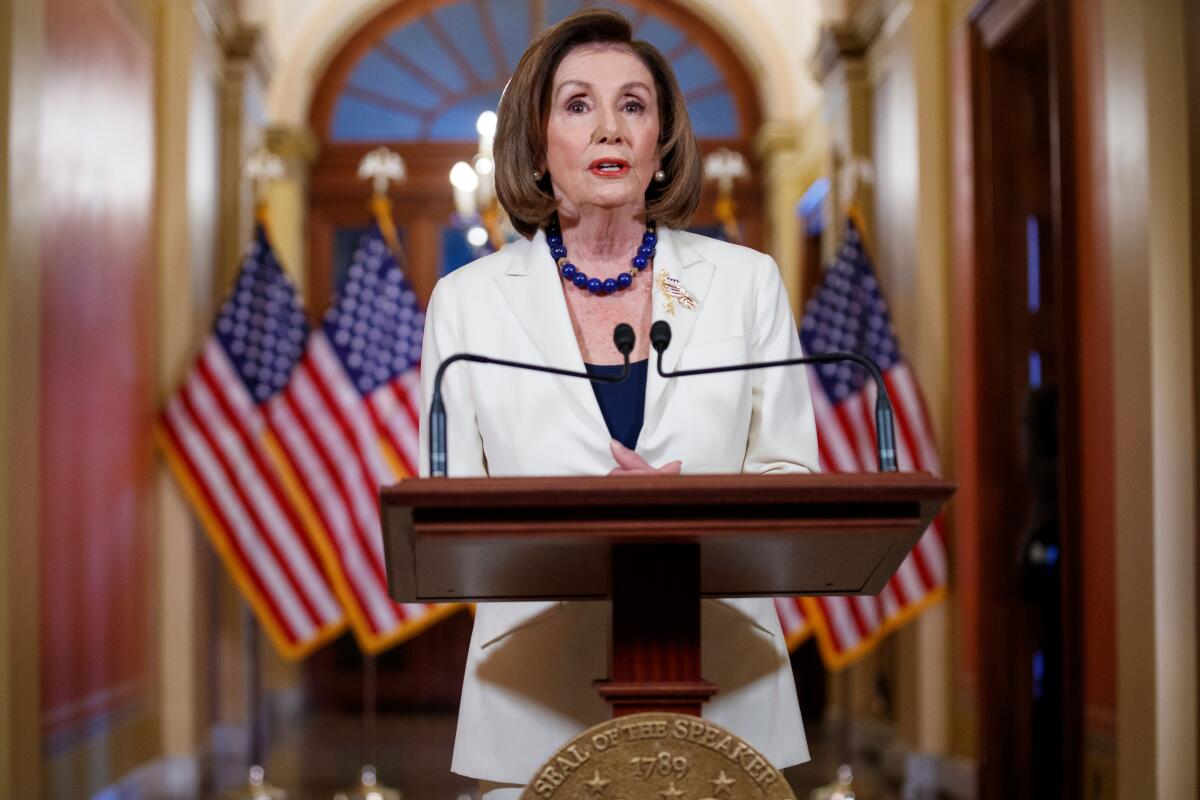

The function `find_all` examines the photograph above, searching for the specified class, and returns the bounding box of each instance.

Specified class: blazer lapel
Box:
[643,228,715,433]
[493,230,609,436]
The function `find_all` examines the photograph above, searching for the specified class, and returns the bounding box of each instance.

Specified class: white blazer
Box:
[418,227,819,784]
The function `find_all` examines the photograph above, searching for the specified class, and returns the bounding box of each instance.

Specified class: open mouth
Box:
[588,159,631,177]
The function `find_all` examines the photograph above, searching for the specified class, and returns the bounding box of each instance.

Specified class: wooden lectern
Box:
[381,472,952,717]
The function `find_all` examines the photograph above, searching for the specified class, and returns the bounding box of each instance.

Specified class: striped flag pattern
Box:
[266,225,459,652]
[156,227,345,659]
[777,217,948,668]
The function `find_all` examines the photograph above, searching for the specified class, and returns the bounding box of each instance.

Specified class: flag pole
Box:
[246,606,264,769]
[328,148,407,800]
[222,158,290,800]
[364,652,378,770]
[246,158,273,778]
[330,651,399,800]
[838,666,856,784]
[818,158,877,799]
[222,608,289,799]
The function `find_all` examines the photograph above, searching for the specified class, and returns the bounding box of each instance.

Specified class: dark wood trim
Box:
[967,0,1082,796]
[1046,0,1083,790]
[382,472,952,599]
[385,471,953,508]
[971,0,1042,47]
[966,18,1017,794]
[949,9,982,757]
[1186,0,1200,775]
[598,544,717,717]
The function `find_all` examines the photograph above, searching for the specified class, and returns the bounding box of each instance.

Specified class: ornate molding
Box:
[221,21,273,84]
[810,0,907,81]
[811,23,868,83]
[753,120,805,161]
[265,125,319,167]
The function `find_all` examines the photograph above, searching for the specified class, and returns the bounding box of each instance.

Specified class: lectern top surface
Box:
[382,471,953,510]
[381,471,954,601]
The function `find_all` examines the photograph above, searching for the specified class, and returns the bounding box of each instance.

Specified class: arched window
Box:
[307,0,763,310]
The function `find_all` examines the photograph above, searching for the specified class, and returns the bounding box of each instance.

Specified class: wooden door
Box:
[964,0,1082,796]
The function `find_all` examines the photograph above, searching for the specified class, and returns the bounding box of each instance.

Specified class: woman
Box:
[418,8,818,796]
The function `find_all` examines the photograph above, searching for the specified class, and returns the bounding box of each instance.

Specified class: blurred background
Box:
[0,0,1197,797]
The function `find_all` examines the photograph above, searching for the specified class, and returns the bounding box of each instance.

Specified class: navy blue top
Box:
[584,359,648,451]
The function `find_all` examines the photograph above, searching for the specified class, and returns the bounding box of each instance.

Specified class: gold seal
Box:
[519,712,796,800]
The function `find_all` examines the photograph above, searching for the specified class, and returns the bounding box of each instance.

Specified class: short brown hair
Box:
[494,8,703,238]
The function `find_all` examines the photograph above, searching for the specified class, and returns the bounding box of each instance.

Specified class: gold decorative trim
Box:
[265,125,319,165]
[222,22,273,83]
[810,23,867,82]
[521,712,796,800]
[752,120,804,160]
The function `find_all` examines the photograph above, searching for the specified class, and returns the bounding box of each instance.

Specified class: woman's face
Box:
[544,45,661,220]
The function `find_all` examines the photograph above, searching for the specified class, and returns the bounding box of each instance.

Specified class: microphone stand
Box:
[649,321,898,472]
[429,324,637,477]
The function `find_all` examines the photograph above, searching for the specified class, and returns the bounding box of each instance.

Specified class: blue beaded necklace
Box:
[546,220,657,295]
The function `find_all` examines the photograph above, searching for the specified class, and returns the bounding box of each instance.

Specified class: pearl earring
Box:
[654,169,666,182]
[533,169,543,180]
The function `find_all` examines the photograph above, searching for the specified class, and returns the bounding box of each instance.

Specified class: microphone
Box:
[429,323,636,477]
[649,320,898,472]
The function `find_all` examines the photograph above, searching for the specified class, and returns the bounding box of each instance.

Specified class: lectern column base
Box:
[601,544,716,716]
[594,680,719,717]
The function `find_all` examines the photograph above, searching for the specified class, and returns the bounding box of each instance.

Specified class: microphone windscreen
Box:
[612,323,635,355]
[650,320,672,353]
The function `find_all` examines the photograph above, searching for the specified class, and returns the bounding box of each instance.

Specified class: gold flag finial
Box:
[703,147,747,243]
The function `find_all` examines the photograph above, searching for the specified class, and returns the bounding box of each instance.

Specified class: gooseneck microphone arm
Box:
[429,323,637,477]
[649,321,898,472]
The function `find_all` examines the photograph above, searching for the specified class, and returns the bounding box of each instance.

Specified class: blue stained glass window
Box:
[546,0,582,27]
[686,93,738,138]
[432,3,496,83]
[489,0,530,70]
[332,97,423,141]
[428,90,505,140]
[386,21,470,94]
[634,15,686,54]
[346,51,441,110]
[673,48,722,94]
[1027,214,1041,314]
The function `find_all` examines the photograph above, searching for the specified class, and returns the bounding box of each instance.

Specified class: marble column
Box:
[754,120,808,315]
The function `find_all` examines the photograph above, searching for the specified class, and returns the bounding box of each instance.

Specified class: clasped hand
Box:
[607,440,682,476]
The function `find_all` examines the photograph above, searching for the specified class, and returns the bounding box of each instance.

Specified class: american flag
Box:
[776,217,948,668]
[156,227,345,659]
[266,224,459,652]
